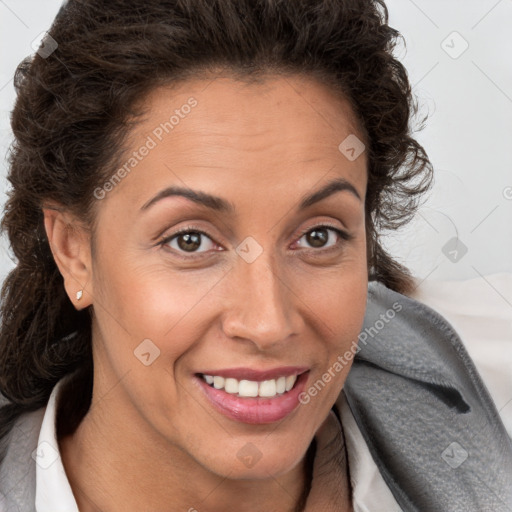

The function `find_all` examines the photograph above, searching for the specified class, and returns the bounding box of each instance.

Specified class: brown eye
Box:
[165,230,217,253]
[295,226,348,250]
[305,228,329,248]
[177,232,201,252]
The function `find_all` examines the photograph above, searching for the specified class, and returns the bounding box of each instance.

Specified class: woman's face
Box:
[87,74,368,480]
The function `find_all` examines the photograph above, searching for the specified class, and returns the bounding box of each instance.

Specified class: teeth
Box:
[276,376,286,394]
[213,376,225,389]
[259,379,276,397]
[202,374,298,397]
[285,375,296,392]
[239,380,259,397]
[224,378,239,394]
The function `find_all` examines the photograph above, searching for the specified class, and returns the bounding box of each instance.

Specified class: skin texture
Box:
[44,74,368,512]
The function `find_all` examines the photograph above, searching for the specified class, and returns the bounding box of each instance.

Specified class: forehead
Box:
[108,74,367,209]
[140,73,363,146]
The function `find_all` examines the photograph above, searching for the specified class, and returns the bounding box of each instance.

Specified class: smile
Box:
[200,374,298,398]
[195,368,309,424]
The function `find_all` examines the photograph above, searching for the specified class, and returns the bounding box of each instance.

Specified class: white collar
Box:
[35,379,79,512]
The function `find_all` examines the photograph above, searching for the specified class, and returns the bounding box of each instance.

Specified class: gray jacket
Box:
[0,281,511,511]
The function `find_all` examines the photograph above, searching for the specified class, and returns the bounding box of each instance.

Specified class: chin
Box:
[195,435,311,481]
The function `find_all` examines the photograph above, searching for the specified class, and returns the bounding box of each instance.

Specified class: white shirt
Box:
[35,274,512,512]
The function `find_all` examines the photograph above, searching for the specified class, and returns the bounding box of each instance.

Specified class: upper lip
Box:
[197,366,309,381]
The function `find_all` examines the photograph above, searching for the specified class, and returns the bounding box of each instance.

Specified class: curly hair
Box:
[0,0,432,450]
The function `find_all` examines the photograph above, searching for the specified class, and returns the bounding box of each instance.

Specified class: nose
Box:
[221,252,303,351]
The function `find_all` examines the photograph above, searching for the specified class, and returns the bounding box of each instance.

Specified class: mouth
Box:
[194,367,309,424]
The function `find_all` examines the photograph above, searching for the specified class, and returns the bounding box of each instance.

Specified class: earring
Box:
[76,290,83,301]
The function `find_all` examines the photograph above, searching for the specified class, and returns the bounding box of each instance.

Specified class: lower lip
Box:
[196,372,309,425]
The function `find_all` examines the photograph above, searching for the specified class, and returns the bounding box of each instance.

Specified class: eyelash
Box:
[158,223,353,260]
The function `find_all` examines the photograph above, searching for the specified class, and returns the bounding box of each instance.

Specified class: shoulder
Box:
[343,278,512,511]
[407,273,512,436]
[0,405,45,511]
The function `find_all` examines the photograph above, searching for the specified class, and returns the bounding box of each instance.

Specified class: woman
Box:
[0,1,510,511]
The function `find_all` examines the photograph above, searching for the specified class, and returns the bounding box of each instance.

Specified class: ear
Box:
[42,206,93,310]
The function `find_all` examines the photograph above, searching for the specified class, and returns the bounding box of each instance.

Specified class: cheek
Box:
[91,242,231,369]
[299,251,368,339]
[297,256,368,400]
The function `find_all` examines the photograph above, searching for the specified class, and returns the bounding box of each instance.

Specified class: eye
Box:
[294,226,350,250]
[161,229,218,254]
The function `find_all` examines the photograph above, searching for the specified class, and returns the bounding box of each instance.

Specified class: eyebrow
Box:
[140,177,361,212]
[298,177,361,208]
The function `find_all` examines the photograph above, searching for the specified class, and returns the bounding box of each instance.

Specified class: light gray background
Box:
[1,0,511,286]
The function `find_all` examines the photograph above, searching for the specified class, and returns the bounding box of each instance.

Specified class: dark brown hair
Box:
[0,0,432,450]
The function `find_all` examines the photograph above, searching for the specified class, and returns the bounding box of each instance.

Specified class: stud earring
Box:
[76,290,83,301]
